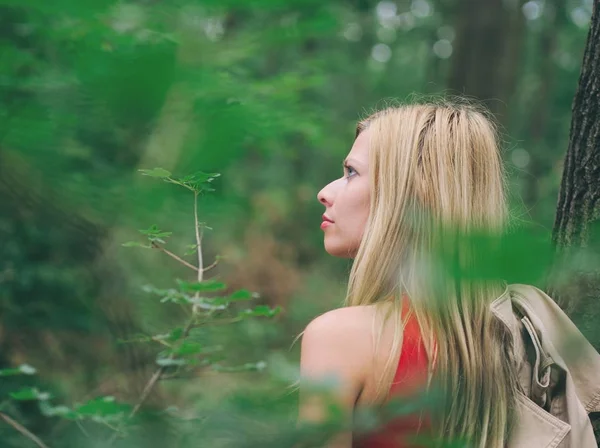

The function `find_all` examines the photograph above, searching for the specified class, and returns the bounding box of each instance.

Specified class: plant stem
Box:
[0,412,50,448]
[194,317,243,327]
[109,190,207,446]
[107,310,199,446]
[129,368,162,418]
[193,192,204,282]
[202,257,219,272]
[152,244,197,271]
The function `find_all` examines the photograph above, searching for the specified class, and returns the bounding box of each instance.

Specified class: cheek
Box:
[351,185,370,228]
[339,184,370,237]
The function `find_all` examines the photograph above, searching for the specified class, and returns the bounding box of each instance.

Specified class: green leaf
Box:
[156,357,187,367]
[229,289,255,300]
[177,279,226,293]
[10,387,49,401]
[0,364,37,376]
[184,244,198,256]
[153,327,184,344]
[75,396,131,421]
[188,297,227,311]
[0,368,22,376]
[138,225,172,239]
[212,361,267,373]
[171,341,203,357]
[139,168,172,178]
[39,401,78,419]
[139,224,159,235]
[239,305,282,318]
[211,289,258,305]
[19,364,37,375]
[175,171,221,193]
[142,285,190,304]
[121,241,151,248]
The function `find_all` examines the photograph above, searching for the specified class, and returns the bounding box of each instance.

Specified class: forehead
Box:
[347,128,370,162]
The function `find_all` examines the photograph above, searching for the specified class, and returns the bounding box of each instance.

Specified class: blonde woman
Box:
[298,103,600,447]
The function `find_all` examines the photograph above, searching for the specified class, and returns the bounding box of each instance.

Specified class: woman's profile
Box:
[298,102,600,448]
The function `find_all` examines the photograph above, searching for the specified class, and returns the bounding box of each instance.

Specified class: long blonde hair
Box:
[348,102,517,447]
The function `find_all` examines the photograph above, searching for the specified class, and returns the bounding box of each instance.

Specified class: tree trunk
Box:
[553,1,600,251]
[523,0,567,210]
[448,0,525,123]
[551,2,600,439]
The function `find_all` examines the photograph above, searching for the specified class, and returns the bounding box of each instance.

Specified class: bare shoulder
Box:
[299,306,378,411]
[300,305,379,383]
[303,305,377,339]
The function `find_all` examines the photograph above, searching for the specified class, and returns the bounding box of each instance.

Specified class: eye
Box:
[344,164,357,178]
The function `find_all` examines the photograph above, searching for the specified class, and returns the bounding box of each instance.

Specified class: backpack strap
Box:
[514,301,556,409]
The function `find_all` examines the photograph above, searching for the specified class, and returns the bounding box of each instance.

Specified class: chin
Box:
[324,241,357,259]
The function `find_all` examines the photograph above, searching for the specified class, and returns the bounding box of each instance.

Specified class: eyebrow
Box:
[343,157,363,167]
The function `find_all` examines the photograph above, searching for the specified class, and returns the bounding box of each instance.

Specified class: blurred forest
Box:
[0,0,597,446]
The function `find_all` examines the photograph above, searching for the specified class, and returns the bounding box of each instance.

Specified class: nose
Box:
[317,181,334,207]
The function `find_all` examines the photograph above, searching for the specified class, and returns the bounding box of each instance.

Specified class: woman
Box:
[298,102,520,447]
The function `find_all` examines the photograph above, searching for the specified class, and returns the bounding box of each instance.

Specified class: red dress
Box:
[354,300,430,448]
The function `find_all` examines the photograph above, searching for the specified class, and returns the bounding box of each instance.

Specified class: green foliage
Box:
[0,365,37,377]
[104,168,282,442]
[0,0,596,446]
[138,168,221,194]
[9,388,49,402]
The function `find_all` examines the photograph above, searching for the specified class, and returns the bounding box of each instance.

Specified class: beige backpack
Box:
[490,284,600,447]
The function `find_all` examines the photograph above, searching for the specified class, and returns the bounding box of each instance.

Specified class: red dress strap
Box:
[354,299,430,448]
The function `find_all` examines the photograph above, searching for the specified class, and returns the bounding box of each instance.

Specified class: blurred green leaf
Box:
[75,396,131,422]
[212,361,267,373]
[211,289,258,305]
[0,364,37,376]
[175,171,221,193]
[122,241,151,248]
[10,388,50,401]
[154,327,184,344]
[139,225,172,239]
[171,341,203,357]
[156,357,187,367]
[39,402,79,419]
[139,168,172,178]
[239,305,282,318]
[177,279,227,292]
[184,244,198,256]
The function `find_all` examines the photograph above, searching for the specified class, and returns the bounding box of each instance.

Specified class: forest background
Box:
[1,0,598,446]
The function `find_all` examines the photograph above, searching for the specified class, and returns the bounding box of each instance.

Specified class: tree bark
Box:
[447,0,525,122]
[553,2,600,251]
[551,2,600,439]
[523,0,567,210]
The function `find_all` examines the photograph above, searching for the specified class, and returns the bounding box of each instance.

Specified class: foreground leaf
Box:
[10,387,50,401]
[139,168,172,178]
[177,279,226,293]
[239,305,282,318]
[0,364,37,376]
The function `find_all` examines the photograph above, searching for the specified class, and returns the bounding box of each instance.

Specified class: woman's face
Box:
[317,129,371,258]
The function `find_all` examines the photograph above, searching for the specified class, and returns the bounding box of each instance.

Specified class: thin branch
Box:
[75,420,91,439]
[129,368,163,418]
[193,317,243,327]
[0,412,50,448]
[194,192,204,282]
[151,243,197,271]
[107,313,198,446]
[202,257,220,273]
[151,337,174,348]
[106,367,164,446]
[109,190,207,446]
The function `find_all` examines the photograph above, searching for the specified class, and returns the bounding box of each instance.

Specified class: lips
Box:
[321,214,334,230]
